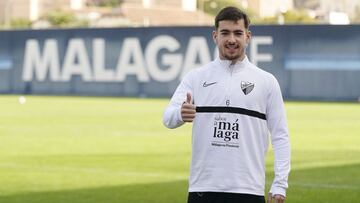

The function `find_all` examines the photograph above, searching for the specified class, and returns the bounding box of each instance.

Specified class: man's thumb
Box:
[186,92,192,104]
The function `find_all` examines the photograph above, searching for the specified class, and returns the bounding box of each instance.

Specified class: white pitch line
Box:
[0,163,187,179]
[290,182,360,190]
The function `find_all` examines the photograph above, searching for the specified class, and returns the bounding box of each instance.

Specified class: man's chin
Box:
[224,55,241,61]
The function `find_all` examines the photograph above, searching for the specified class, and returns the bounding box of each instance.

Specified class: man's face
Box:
[212,19,251,62]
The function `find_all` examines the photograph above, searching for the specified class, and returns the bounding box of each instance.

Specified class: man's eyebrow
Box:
[220,29,244,33]
[220,29,230,32]
[233,29,244,32]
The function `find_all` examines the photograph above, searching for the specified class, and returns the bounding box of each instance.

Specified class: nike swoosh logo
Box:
[203,81,217,87]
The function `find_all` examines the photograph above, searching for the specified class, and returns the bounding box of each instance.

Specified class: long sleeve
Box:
[266,76,291,197]
[163,71,194,129]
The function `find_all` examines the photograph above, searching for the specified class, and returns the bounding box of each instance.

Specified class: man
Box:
[163,6,290,203]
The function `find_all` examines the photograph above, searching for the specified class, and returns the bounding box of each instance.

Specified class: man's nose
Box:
[228,33,236,43]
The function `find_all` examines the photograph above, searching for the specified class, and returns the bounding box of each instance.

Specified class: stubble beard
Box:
[223,48,245,61]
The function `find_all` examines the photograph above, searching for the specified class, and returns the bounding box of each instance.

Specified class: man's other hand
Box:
[267,193,285,203]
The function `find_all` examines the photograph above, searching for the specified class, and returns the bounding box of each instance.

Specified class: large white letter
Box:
[250,36,273,66]
[116,38,149,82]
[22,39,60,81]
[62,39,93,82]
[145,35,182,82]
[93,38,115,82]
[181,37,211,78]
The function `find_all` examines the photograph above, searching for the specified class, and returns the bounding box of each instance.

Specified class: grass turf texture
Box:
[0,95,359,203]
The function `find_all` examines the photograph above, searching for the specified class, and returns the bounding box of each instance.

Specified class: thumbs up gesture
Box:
[181,92,196,122]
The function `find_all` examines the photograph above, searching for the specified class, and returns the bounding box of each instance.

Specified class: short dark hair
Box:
[215,6,250,29]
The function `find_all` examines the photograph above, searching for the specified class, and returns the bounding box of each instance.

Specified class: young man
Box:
[163,6,290,203]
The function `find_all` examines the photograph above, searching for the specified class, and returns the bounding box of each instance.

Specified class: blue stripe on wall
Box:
[0,58,12,70]
[284,55,360,70]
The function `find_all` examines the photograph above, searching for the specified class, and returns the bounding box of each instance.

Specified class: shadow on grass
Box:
[1,163,360,203]
[0,180,188,203]
[283,163,360,203]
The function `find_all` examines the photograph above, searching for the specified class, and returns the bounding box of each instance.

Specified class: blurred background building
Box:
[0,0,360,29]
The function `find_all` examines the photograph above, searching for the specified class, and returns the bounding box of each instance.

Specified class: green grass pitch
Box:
[0,95,359,203]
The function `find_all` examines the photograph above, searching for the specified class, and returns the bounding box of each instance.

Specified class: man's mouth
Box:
[225,44,239,50]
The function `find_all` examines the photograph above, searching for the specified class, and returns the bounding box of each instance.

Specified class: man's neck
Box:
[227,55,245,65]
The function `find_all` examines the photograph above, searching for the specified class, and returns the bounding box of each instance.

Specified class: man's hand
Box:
[181,92,196,122]
[267,193,285,203]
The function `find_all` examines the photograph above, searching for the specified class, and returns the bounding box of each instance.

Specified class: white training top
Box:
[163,56,290,197]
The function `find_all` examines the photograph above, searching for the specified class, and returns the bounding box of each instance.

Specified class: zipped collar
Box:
[215,55,250,73]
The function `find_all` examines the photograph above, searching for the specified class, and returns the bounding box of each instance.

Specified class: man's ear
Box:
[212,30,217,44]
[246,30,252,44]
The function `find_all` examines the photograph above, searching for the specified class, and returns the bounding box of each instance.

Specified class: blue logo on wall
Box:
[0,56,12,70]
